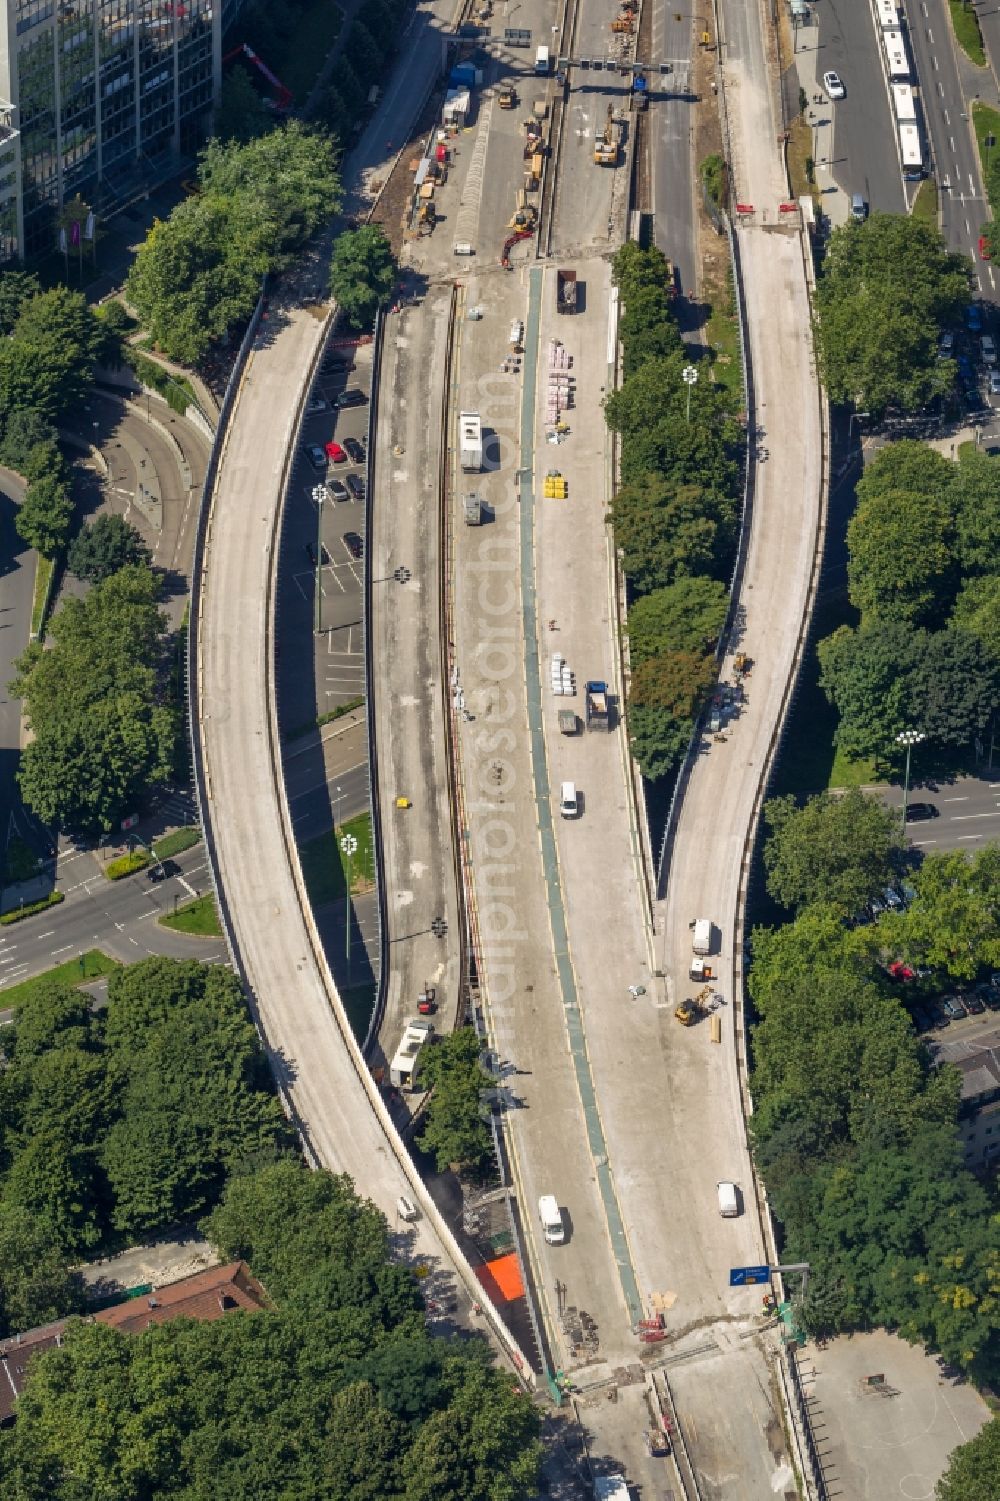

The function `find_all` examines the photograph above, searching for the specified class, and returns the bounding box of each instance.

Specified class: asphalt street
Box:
[802,0,905,214]
[0,839,227,994]
[867,771,1000,849]
[907,0,994,288]
[650,5,698,298]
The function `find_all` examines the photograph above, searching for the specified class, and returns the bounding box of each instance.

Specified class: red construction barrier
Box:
[735,203,754,215]
[778,201,798,213]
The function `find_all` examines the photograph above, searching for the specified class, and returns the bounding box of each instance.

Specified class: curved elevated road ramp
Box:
[193,291,532,1379]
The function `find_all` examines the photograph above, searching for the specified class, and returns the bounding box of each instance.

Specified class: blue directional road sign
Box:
[730,1264,771,1287]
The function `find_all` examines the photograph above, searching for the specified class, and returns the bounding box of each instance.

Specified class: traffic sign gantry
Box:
[730,1264,771,1287]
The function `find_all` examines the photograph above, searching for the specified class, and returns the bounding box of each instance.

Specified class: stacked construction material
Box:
[550,654,576,696]
[546,340,575,421]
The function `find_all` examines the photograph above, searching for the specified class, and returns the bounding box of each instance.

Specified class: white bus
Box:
[883,28,910,79]
[891,81,917,124]
[388,1019,435,1090]
[899,122,924,179]
[875,0,899,28]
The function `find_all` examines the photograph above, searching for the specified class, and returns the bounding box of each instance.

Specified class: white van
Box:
[692,917,712,955]
[538,1194,565,1244]
[559,781,578,818]
[717,1180,739,1218]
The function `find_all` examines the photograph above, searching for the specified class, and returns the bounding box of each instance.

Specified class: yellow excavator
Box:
[593,105,619,166]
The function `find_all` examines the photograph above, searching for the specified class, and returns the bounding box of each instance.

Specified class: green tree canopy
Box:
[630,649,715,716]
[67,514,152,584]
[0,270,41,335]
[0,408,59,473]
[814,213,969,413]
[951,573,1000,662]
[329,225,397,330]
[952,447,1000,575]
[2,287,106,420]
[416,1029,494,1176]
[216,64,272,142]
[627,702,695,780]
[936,1418,1000,1501]
[11,564,176,831]
[198,122,340,256]
[608,473,737,595]
[895,847,1000,979]
[762,789,905,914]
[14,474,73,559]
[846,487,956,623]
[855,438,956,506]
[626,575,729,662]
[817,620,997,764]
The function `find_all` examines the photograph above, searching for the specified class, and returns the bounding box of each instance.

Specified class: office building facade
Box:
[0,0,247,261]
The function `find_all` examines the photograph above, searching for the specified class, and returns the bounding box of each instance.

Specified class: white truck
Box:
[538,1195,565,1244]
[692,917,713,956]
[459,410,483,471]
[389,1018,434,1090]
[535,43,550,74]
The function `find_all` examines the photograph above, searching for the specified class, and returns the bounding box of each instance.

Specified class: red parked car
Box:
[324,440,347,464]
[979,235,991,261]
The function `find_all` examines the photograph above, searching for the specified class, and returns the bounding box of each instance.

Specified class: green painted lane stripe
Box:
[519,267,642,1322]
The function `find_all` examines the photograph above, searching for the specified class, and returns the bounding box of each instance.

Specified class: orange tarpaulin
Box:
[476,1253,524,1303]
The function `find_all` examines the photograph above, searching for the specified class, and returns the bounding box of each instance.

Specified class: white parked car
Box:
[823,70,846,100]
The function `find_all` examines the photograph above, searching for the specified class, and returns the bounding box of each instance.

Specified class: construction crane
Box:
[222,44,293,111]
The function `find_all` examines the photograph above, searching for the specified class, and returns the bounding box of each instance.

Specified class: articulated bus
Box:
[875,0,900,28]
[891,81,917,123]
[883,27,911,79]
[899,122,924,179]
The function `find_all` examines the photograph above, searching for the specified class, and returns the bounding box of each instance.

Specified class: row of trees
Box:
[749,792,1000,1384]
[0,957,292,1339]
[12,564,177,834]
[813,213,969,416]
[0,275,126,561]
[315,0,413,148]
[606,243,743,779]
[0,1157,543,1500]
[817,440,1000,767]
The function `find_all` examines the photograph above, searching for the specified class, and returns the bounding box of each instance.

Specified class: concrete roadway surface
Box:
[650,4,698,298]
[0,839,227,993]
[796,1,905,217]
[654,0,820,1486]
[368,290,462,1074]
[547,0,626,257]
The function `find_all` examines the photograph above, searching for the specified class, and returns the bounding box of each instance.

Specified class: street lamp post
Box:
[896,729,925,833]
[682,364,698,423]
[340,832,357,985]
[311,484,327,634]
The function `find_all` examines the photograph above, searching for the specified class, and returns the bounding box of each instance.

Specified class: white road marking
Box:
[49,944,73,956]
[950,137,957,153]
[34,930,56,940]
[179,878,197,898]
[970,173,976,194]
[943,795,969,802]
[944,109,950,126]
[951,811,1000,820]
[932,55,939,70]
[928,28,934,43]
[938,81,945,96]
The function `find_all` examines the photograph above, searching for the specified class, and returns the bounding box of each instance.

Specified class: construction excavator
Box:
[593,105,620,166]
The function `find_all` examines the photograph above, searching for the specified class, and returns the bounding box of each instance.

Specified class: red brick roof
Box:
[0,1260,266,1424]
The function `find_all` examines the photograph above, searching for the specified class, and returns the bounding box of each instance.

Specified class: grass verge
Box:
[0,950,119,1006]
[705,268,743,401]
[299,812,375,908]
[948,0,986,66]
[972,101,1000,215]
[910,178,939,229]
[0,891,65,925]
[285,696,364,742]
[768,592,877,796]
[786,115,814,202]
[106,850,151,880]
[153,826,202,859]
[30,553,55,638]
[158,894,222,937]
